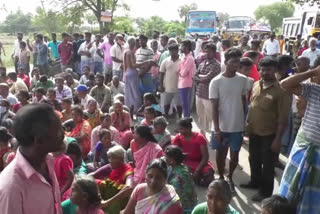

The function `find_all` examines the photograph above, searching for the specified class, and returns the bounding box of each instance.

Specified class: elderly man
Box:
[301,38,320,67]
[0,104,64,214]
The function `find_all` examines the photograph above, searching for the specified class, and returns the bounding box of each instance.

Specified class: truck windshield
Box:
[315,14,320,28]
[228,19,250,29]
[186,11,216,32]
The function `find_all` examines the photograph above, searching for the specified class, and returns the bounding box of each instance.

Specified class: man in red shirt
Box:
[58,32,73,73]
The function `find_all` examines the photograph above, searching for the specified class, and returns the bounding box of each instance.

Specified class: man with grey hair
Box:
[302,37,320,67]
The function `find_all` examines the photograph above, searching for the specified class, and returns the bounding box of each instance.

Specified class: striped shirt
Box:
[301,83,320,145]
[135,47,154,73]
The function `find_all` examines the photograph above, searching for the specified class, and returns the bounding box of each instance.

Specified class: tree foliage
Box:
[53,0,129,33]
[111,16,134,33]
[177,3,198,20]
[0,9,33,34]
[134,16,185,38]
[254,2,295,30]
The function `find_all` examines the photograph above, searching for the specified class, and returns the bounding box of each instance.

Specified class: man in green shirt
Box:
[35,75,54,92]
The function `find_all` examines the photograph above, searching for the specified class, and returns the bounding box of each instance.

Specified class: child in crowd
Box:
[0,127,12,171]
[136,93,161,119]
[93,129,117,169]
[62,98,73,122]
[70,175,104,214]
[53,141,74,201]
[152,116,171,149]
[85,72,96,91]
[66,141,88,175]
[32,87,46,103]
[261,195,295,214]
[140,106,156,126]
[165,145,198,213]
[30,68,41,90]
[79,66,90,85]
[17,67,30,89]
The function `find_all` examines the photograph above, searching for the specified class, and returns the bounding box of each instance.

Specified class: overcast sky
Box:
[0,0,303,22]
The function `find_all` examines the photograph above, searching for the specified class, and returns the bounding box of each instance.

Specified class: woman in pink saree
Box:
[130,125,164,185]
[110,101,133,149]
[123,158,182,214]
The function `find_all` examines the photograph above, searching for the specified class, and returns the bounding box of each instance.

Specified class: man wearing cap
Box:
[58,32,74,73]
[98,33,115,82]
[110,34,125,81]
[0,83,18,107]
[78,32,94,74]
[76,84,96,110]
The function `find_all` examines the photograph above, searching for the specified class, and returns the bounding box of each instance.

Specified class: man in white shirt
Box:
[159,43,182,118]
[11,33,24,72]
[301,38,320,67]
[54,76,72,102]
[262,33,280,58]
[209,48,247,192]
[7,72,28,95]
[110,34,125,81]
[78,32,94,74]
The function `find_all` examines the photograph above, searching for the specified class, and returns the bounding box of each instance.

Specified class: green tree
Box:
[1,9,33,34]
[163,21,185,37]
[111,16,134,33]
[177,3,198,20]
[54,0,129,33]
[136,16,167,37]
[254,2,294,30]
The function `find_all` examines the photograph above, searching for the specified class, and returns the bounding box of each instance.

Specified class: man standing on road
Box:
[58,32,73,73]
[72,33,84,74]
[35,34,49,75]
[12,33,24,72]
[159,43,182,118]
[262,32,280,58]
[209,48,247,192]
[136,34,155,94]
[48,33,61,61]
[301,38,320,67]
[98,32,114,82]
[237,35,250,54]
[0,104,64,214]
[241,58,291,202]
[110,34,124,81]
[279,64,320,213]
[78,32,94,74]
[194,43,221,135]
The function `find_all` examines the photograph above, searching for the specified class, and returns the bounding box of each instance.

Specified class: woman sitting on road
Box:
[172,118,214,186]
[130,125,164,185]
[192,180,239,214]
[165,145,198,213]
[110,101,133,149]
[123,158,182,214]
[66,105,92,157]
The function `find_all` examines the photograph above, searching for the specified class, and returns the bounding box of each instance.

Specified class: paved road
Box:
[167,113,287,214]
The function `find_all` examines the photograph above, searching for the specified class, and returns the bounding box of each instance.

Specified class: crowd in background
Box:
[0,28,319,214]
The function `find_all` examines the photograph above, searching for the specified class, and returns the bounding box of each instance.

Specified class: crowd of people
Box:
[0,28,319,214]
